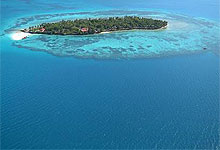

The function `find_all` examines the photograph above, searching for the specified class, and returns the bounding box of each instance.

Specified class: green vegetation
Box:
[25,16,168,35]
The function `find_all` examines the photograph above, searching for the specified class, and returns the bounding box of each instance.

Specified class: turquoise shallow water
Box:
[1,0,220,149]
[6,10,220,59]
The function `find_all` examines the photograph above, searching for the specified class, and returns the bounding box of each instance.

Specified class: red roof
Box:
[40,28,45,32]
[81,28,88,32]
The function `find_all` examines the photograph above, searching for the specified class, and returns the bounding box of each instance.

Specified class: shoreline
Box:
[100,24,168,34]
[20,24,168,36]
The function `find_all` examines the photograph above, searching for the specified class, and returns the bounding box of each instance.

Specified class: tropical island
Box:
[22,16,168,35]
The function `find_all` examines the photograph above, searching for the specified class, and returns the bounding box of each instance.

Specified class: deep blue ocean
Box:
[1,0,220,149]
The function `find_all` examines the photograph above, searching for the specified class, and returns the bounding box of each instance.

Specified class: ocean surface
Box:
[1,0,220,149]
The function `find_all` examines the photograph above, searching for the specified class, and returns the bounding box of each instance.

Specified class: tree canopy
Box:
[27,16,168,35]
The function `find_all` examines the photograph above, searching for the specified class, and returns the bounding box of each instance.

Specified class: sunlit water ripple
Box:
[1,2,220,149]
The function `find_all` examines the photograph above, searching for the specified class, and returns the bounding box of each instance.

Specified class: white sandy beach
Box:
[100,31,111,34]
[11,31,31,40]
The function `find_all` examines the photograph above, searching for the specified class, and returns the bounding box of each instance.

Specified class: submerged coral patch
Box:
[9,10,220,59]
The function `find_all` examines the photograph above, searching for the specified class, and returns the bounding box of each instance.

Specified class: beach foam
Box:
[11,31,31,40]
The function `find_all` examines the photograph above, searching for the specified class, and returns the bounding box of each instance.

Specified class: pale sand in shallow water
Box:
[11,31,31,40]
[100,32,111,34]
